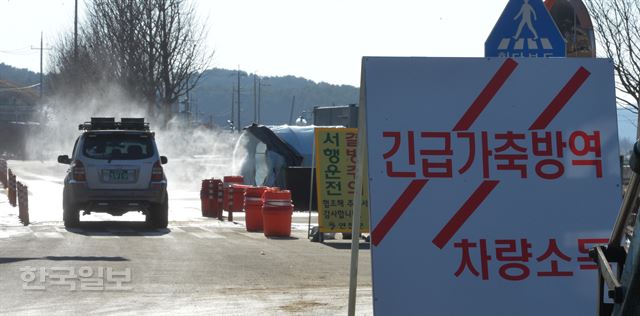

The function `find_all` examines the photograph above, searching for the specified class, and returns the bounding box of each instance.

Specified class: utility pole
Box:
[74,0,78,60]
[258,78,270,124]
[288,96,296,125]
[231,84,235,131]
[39,32,43,99]
[31,32,51,100]
[253,74,257,124]
[257,79,261,123]
[237,67,241,132]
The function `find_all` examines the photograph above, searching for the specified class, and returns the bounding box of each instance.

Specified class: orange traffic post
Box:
[244,186,269,232]
[262,189,294,237]
[229,184,249,222]
[223,176,244,221]
[212,179,224,221]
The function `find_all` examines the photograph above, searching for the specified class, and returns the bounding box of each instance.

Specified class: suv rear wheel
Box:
[63,191,80,228]
[146,194,168,229]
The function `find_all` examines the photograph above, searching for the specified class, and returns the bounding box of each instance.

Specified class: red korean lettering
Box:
[457,132,476,175]
[531,131,566,157]
[531,131,566,179]
[419,132,453,178]
[536,239,573,277]
[495,239,532,281]
[481,132,492,179]
[454,239,491,280]
[493,131,528,178]
[382,131,417,178]
[535,159,564,180]
[346,148,357,164]
[345,132,357,148]
[569,131,602,178]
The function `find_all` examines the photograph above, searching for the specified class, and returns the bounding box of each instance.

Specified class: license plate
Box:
[102,169,135,183]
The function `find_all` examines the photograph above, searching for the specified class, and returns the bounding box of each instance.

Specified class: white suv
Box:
[57,118,168,228]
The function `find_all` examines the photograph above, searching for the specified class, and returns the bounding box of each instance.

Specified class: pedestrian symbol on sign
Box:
[485,0,566,58]
[513,0,538,40]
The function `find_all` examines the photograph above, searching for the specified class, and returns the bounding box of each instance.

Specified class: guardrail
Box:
[17,181,29,226]
[8,168,16,207]
[1,161,30,226]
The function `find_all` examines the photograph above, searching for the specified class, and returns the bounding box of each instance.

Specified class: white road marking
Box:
[34,232,64,239]
[89,232,120,239]
[238,232,265,240]
[143,233,175,239]
[169,226,185,233]
[190,232,224,239]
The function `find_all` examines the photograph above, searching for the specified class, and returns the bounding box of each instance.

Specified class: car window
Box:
[82,133,154,160]
[71,137,79,158]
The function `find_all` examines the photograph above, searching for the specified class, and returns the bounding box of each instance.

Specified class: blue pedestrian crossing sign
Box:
[485,0,566,57]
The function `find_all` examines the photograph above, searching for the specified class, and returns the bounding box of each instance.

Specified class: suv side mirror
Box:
[58,155,72,164]
[160,156,168,165]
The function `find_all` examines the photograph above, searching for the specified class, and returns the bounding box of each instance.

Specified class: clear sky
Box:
[0,0,507,87]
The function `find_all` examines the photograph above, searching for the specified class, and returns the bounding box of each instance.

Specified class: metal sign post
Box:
[348,68,369,316]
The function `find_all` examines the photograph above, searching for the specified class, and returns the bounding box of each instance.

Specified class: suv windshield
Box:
[82,133,154,160]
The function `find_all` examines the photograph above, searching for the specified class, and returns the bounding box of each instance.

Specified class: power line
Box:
[0,48,38,56]
[0,83,40,92]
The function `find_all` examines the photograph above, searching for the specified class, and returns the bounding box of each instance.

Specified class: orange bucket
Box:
[244,186,268,232]
[200,179,210,217]
[262,189,293,237]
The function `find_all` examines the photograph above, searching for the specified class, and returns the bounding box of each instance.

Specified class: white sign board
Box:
[362,57,619,315]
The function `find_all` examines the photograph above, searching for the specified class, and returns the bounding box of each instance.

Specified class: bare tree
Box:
[49,0,211,121]
[155,0,209,119]
[49,30,113,100]
[585,0,640,136]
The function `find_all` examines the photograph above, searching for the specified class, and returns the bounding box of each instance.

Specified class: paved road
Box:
[0,160,373,315]
[0,220,373,315]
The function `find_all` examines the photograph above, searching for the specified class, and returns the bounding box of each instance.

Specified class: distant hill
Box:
[0,63,39,86]
[0,63,41,105]
[0,63,637,152]
[0,63,359,127]
[190,68,359,128]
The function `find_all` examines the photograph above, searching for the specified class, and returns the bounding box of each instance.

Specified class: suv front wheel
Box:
[146,194,168,229]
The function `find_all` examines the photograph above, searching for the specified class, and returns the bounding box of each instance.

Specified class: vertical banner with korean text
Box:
[315,128,369,233]
[363,57,620,315]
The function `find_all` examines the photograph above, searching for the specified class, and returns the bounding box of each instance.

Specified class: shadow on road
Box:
[319,241,370,250]
[64,221,171,237]
[265,236,299,241]
[0,256,129,264]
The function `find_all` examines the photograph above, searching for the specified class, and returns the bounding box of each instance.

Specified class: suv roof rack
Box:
[79,117,150,131]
